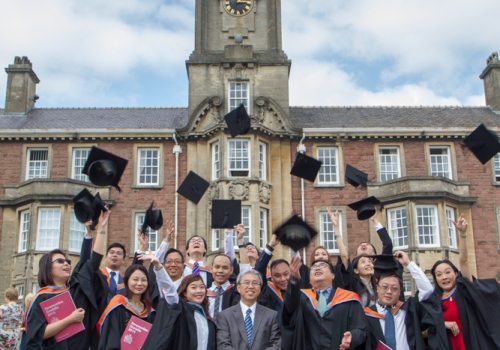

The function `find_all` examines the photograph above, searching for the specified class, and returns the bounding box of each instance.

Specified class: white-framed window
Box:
[134,213,158,252]
[317,147,339,184]
[228,140,250,177]
[234,206,251,247]
[212,143,220,180]
[15,284,24,300]
[137,148,159,185]
[387,207,408,249]
[446,207,457,249]
[429,146,452,179]
[259,208,268,248]
[319,211,342,253]
[36,208,61,251]
[494,154,500,182]
[259,142,267,180]
[26,148,49,180]
[403,281,412,297]
[379,147,401,181]
[72,148,90,182]
[69,210,86,252]
[212,229,220,251]
[18,210,30,252]
[32,283,40,294]
[228,82,249,113]
[416,205,440,247]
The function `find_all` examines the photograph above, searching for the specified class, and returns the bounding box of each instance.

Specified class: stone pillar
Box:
[4,56,40,114]
[480,52,500,111]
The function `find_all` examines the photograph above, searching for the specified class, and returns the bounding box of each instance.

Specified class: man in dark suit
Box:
[215,270,281,350]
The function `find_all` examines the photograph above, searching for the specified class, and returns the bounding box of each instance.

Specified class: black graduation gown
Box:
[142,298,216,350]
[97,302,155,350]
[282,282,367,350]
[298,256,349,290]
[26,251,102,350]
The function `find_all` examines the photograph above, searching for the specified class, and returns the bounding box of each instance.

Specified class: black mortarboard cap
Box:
[290,152,323,182]
[345,164,368,187]
[72,189,106,230]
[141,201,163,233]
[224,104,251,138]
[211,199,241,229]
[348,196,382,220]
[273,215,318,251]
[366,254,399,275]
[461,123,500,164]
[177,171,210,204]
[82,146,128,192]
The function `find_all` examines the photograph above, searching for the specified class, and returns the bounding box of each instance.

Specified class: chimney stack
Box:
[480,52,500,111]
[4,56,40,114]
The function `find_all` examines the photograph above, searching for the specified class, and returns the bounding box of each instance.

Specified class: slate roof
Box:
[1,105,499,131]
[289,106,500,129]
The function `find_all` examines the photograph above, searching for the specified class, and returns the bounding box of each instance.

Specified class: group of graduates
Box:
[24,204,500,350]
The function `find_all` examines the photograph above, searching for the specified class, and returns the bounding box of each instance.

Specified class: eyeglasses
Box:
[165,259,183,265]
[189,238,204,244]
[108,250,124,256]
[310,263,329,270]
[378,285,400,293]
[52,258,71,265]
[239,281,261,287]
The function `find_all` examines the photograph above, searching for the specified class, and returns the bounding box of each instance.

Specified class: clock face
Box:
[224,0,254,17]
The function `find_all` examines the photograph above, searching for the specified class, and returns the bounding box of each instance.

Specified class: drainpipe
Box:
[172,133,182,249]
[297,133,307,264]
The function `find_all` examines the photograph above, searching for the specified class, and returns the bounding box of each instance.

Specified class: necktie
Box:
[317,289,327,317]
[384,305,397,350]
[192,262,200,275]
[109,271,117,295]
[213,286,223,317]
[244,309,252,346]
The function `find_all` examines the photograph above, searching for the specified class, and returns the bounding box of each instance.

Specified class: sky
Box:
[0,0,499,109]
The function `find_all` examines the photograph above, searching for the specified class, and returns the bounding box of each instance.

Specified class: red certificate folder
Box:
[376,340,393,350]
[120,316,152,350]
[39,291,85,342]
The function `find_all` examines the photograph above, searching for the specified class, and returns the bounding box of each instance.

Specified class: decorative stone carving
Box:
[229,180,249,200]
[209,183,219,204]
[229,64,248,81]
[259,182,271,204]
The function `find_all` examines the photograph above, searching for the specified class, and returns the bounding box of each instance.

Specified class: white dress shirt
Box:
[208,280,231,318]
[376,261,434,350]
[194,309,209,350]
[239,301,257,326]
[105,267,120,284]
[183,259,208,286]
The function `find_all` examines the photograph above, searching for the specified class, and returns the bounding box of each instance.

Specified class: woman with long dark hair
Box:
[139,254,216,350]
[351,255,377,307]
[431,213,500,349]
[97,264,155,350]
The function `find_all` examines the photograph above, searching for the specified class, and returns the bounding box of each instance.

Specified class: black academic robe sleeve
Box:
[26,294,70,350]
[254,250,273,288]
[376,227,393,255]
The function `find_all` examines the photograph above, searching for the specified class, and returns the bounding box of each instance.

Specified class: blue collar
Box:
[187,302,208,318]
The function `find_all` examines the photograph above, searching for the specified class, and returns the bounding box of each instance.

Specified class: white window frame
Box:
[15,284,24,300]
[259,208,268,248]
[403,281,412,297]
[212,143,220,180]
[228,82,249,113]
[416,205,440,248]
[379,147,401,182]
[446,207,458,249]
[134,213,159,252]
[317,147,339,185]
[258,142,267,181]
[69,210,86,252]
[387,207,408,249]
[227,140,250,177]
[429,146,452,179]
[212,229,220,251]
[32,283,40,294]
[319,211,342,253]
[18,210,30,252]
[137,148,160,186]
[494,154,500,182]
[26,148,49,180]
[234,206,251,248]
[36,208,61,251]
[72,148,91,182]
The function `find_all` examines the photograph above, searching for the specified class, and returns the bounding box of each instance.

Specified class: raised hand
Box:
[452,213,467,233]
[394,250,411,267]
[326,208,339,227]
[137,229,149,251]
[269,234,280,248]
[290,256,302,279]
[234,223,246,241]
[137,250,161,269]
[164,220,174,243]
[98,207,110,229]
